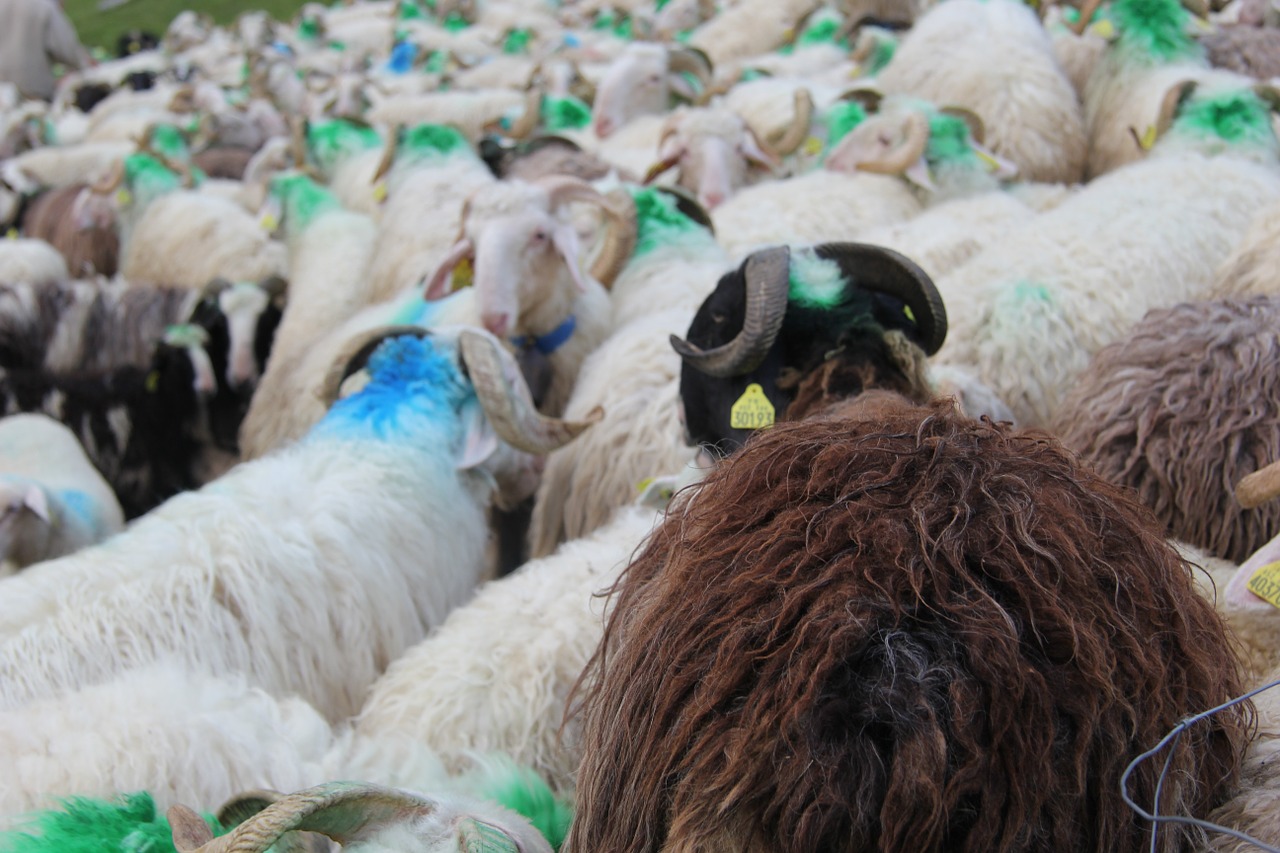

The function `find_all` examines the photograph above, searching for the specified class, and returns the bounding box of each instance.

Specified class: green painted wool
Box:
[272,173,340,233]
[542,95,592,131]
[593,10,615,30]
[399,0,426,19]
[788,249,848,309]
[797,13,847,47]
[630,186,703,255]
[926,111,978,165]
[865,35,897,75]
[1010,280,1053,305]
[444,12,470,31]
[1111,0,1201,62]
[477,763,573,851]
[1174,89,1274,146]
[503,28,532,54]
[124,153,181,202]
[401,123,470,159]
[308,120,383,173]
[148,125,190,161]
[825,101,868,148]
[426,50,448,73]
[0,792,224,853]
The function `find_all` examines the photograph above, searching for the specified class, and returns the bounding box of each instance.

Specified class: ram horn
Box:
[170,783,438,853]
[90,159,126,194]
[201,277,234,298]
[653,184,715,232]
[1237,459,1280,509]
[670,245,791,377]
[537,175,639,288]
[837,85,883,115]
[763,87,814,158]
[1070,0,1104,35]
[819,242,948,355]
[667,45,714,89]
[940,105,985,145]
[258,274,289,301]
[370,125,402,183]
[316,325,432,407]
[503,91,542,140]
[853,111,930,175]
[459,329,602,453]
[1155,79,1197,141]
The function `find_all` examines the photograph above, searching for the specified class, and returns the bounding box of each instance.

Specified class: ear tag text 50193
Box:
[730,383,775,430]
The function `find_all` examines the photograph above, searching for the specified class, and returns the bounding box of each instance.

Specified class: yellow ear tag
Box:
[730,383,775,430]
[450,256,474,292]
[1088,18,1115,38]
[260,212,278,232]
[847,63,862,78]
[974,148,1002,171]
[782,27,796,40]
[116,189,132,206]
[1247,561,1280,610]
[903,304,916,323]
[636,476,654,493]
[373,181,388,203]
[5,228,16,240]
[803,136,823,156]
[1139,124,1158,151]
[145,371,160,393]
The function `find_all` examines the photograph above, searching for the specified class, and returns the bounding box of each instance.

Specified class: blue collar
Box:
[510,314,576,355]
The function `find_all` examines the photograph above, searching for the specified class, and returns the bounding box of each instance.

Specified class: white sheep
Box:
[687,0,823,65]
[0,414,123,573]
[0,238,67,287]
[0,328,593,720]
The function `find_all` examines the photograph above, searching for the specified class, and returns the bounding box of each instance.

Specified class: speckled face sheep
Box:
[569,393,1249,853]
[675,242,946,457]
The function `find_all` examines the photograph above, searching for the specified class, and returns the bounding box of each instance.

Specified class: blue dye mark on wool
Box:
[55,489,98,533]
[311,336,471,444]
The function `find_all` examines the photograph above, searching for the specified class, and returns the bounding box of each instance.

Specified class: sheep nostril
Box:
[482,312,510,337]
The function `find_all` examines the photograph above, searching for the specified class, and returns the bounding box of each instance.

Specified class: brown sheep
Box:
[1053,297,1280,564]
[568,393,1249,853]
[1201,26,1280,79]
[19,184,118,278]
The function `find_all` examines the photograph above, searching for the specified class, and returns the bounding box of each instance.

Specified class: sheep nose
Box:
[594,116,615,138]
[701,189,725,209]
[482,312,510,337]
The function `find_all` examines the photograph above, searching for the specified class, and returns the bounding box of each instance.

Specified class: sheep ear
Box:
[168,804,216,852]
[22,486,49,524]
[457,401,499,471]
[457,817,522,853]
[551,222,590,293]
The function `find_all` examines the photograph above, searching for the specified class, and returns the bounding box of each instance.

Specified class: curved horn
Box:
[90,159,125,194]
[940,105,985,145]
[1238,459,1280,509]
[201,277,234,298]
[852,111,930,175]
[653,184,714,232]
[1156,79,1197,140]
[764,87,814,158]
[817,242,947,355]
[170,783,438,853]
[459,329,601,453]
[838,86,883,115]
[536,176,638,288]
[505,91,542,140]
[258,274,288,300]
[317,325,432,407]
[670,245,792,377]
[289,117,310,172]
[667,45,714,88]
[371,125,402,183]
[1069,0,1104,34]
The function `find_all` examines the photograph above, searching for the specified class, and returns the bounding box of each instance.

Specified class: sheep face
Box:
[651,108,777,210]
[593,44,677,138]
[0,480,53,571]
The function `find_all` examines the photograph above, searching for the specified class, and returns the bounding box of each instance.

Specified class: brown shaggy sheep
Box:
[1053,297,1280,564]
[19,184,119,278]
[568,393,1249,853]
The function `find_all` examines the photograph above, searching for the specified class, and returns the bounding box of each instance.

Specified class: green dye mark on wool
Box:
[476,761,573,851]
[148,124,190,161]
[0,791,224,853]
[1110,0,1201,62]
[308,119,383,173]
[443,11,470,31]
[629,187,704,255]
[1173,88,1274,146]
[401,123,470,159]
[926,112,978,166]
[399,0,426,19]
[503,28,532,54]
[593,9,616,29]
[426,50,448,73]
[1010,280,1053,305]
[298,17,321,40]
[656,0,672,8]
[124,153,181,203]
[789,249,847,309]
[865,35,897,74]
[797,11,848,48]
[542,95,591,131]
[271,173,339,232]
[825,101,868,148]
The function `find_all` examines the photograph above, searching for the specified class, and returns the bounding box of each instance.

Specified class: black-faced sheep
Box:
[1052,296,1280,563]
[568,393,1249,853]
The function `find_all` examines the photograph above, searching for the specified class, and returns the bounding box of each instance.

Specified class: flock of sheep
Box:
[0,0,1279,849]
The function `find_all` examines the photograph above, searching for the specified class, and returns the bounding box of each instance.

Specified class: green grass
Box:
[64,0,313,51]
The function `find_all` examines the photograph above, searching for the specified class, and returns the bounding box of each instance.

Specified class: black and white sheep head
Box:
[318,325,601,510]
[423,176,636,340]
[190,276,287,394]
[169,781,553,853]
[591,43,713,138]
[674,242,947,457]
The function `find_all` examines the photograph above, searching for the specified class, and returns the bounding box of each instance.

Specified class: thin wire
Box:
[1122,677,1280,853]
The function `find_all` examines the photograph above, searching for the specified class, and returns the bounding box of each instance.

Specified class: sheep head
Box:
[169,782,552,853]
[674,242,946,456]
[592,43,713,138]
[643,105,784,209]
[423,176,637,340]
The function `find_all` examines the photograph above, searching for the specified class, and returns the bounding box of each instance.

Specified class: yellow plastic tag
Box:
[803,136,823,156]
[636,477,654,493]
[903,304,915,323]
[451,256,474,292]
[5,228,16,240]
[1088,18,1115,38]
[782,27,795,40]
[730,383,775,430]
[1139,125,1157,151]
[1247,561,1280,609]
[975,149,1002,171]
[116,189,132,206]
[260,212,278,232]
[373,182,388,203]
[145,371,160,393]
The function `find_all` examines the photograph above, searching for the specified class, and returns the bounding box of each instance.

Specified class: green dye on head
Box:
[1010,280,1053,305]
[926,111,978,166]
[399,123,471,165]
[614,14,634,38]
[476,761,573,851]
[308,119,383,173]
[426,49,448,72]
[542,95,591,131]
[0,791,224,853]
[399,0,426,19]
[825,101,868,148]
[123,153,181,203]
[148,124,190,161]
[270,173,339,232]
[298,17,320,39]
[865,34,897,74]
[593,9,615,29]
[797,10,848,47]
[443,11,470,30]
[1172,88,1275,146]
[1111,0,1201,62]
[629,187,706,255]
[789,248,847,309]
[503,27,532,54]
